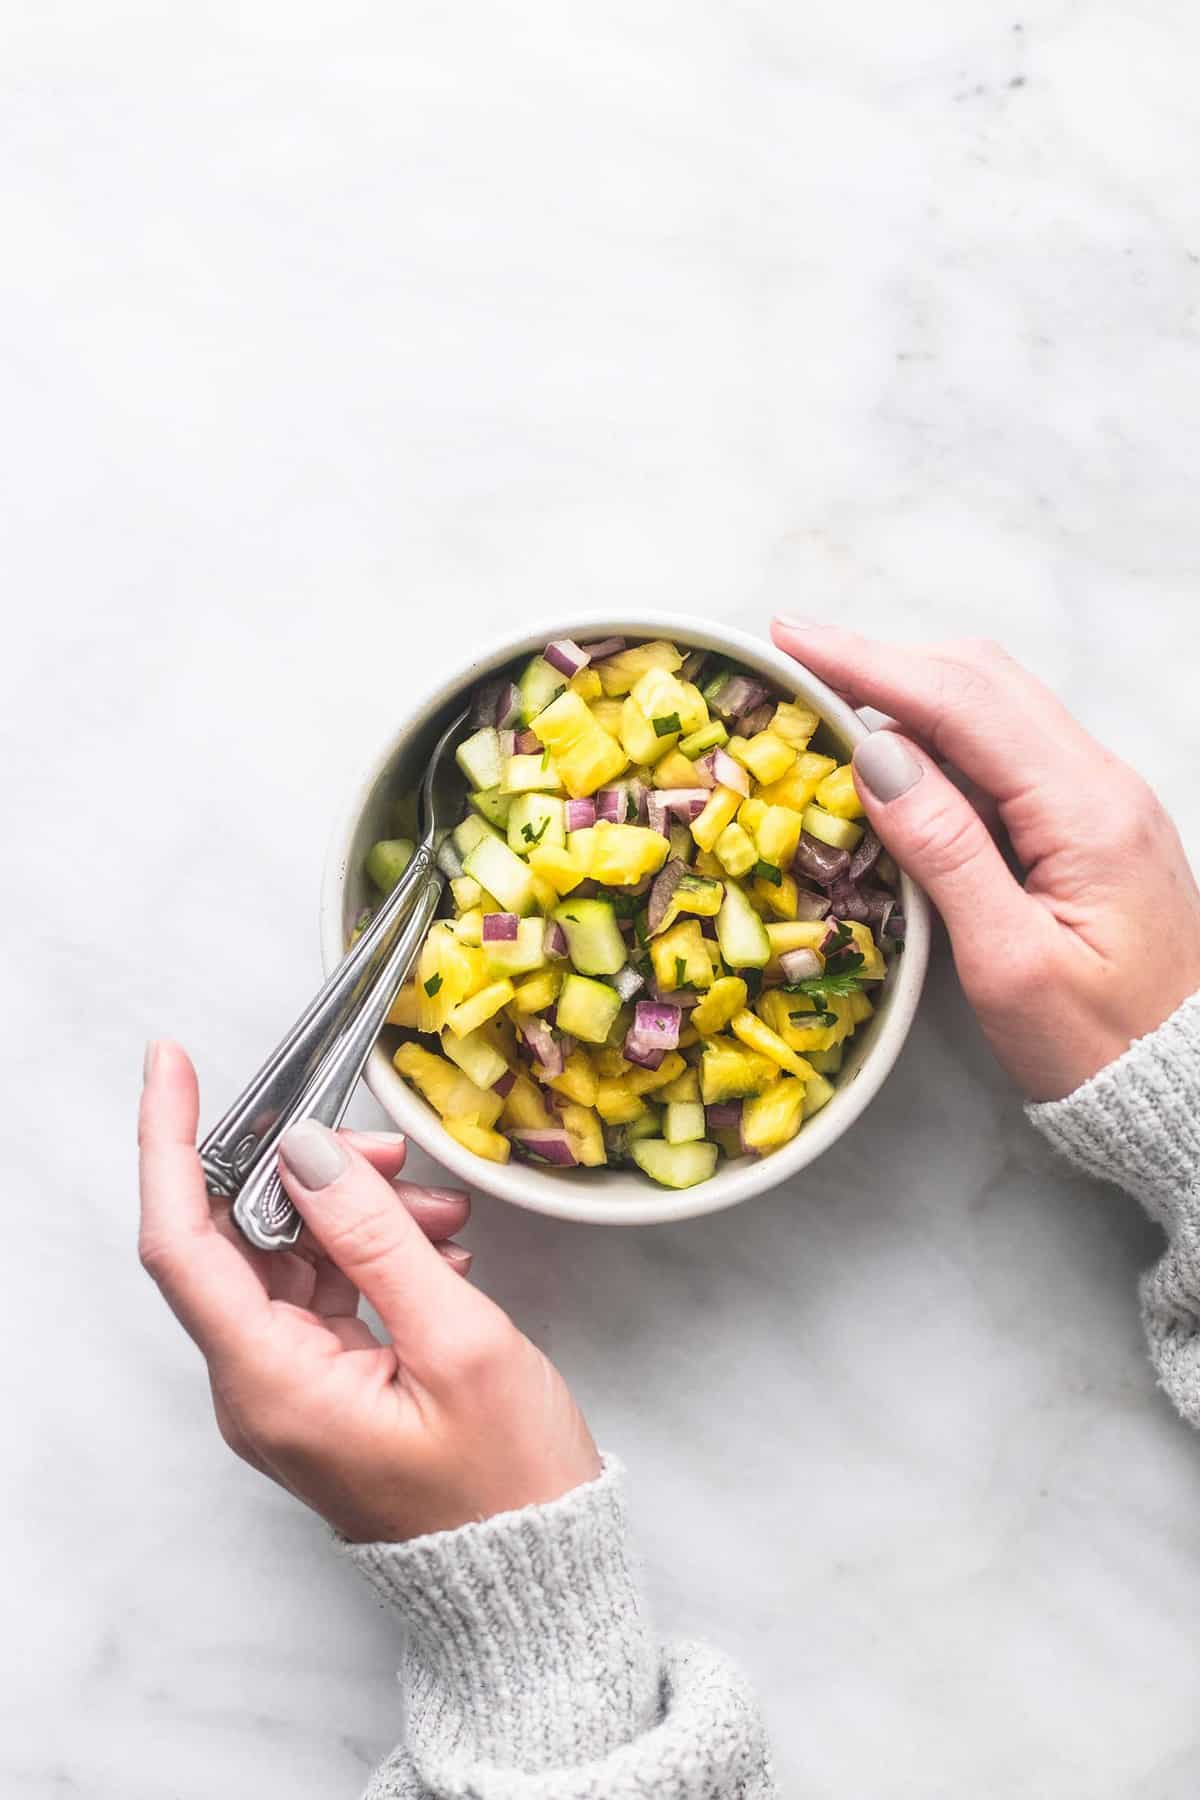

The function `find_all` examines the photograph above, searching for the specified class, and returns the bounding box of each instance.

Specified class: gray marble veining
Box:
[5,4,1199,1794]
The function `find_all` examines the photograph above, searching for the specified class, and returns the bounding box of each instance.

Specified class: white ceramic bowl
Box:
[320,613,930,1225]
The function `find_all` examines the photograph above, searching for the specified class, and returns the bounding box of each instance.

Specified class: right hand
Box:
[139,1040,601,1543]
[772,621,1200,1102]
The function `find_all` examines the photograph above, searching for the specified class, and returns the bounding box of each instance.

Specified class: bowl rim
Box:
[320,611,930,1225]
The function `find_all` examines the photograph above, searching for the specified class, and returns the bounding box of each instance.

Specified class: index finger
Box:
[771,621,1101,813]
[138,1040,272,1358]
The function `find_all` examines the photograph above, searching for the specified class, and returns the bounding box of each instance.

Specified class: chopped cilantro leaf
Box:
[788,1005,838,1029]
[423,973,443,997]
[674,956,688,987]
[625,792,639,822]
[521,817,550,845]
[753,859,782,886]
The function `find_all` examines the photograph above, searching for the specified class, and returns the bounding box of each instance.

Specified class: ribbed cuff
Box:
[1027,989,1200,1225]
[341,1457,659,1773]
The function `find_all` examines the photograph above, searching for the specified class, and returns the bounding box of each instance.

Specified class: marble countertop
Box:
[7,5,1200,1794]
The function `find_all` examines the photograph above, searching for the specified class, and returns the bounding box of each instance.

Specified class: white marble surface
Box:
[6,4,1200,1794]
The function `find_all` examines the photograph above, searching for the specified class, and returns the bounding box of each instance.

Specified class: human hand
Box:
[139,1041,600,1542]
[772,621,1200,1102]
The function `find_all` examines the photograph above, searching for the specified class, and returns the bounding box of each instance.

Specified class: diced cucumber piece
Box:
[452,813,503,857]
[442,1027,509,1090]
[553,898,626,976]
[482,916,547,977]
[664,1101,706,1145]
[365,838,415,893]
[456,726,504,793]
[806,1045,844,1075]
[679,720,729,759]
[668,822,693,864]
[470,788,513,829]
[517,654,568,724]
[632,1137,718,1189]
[802,804,864,852]
[803,1072,837,1118]
[557,973,623,1043]
[716,879,771,969]
[507,793,566,857]
[501,752,564,794]
[462,835,539,916]
[450,874,483,912]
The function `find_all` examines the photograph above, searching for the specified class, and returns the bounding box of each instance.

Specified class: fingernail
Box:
[143,1040,160,1082]
[279,1119,348,1190]
[438,1242,473,1270]
[853,735,923,803]
[427,1187,471,1205]
[775,615,820,631]
[357,1131,406,1146]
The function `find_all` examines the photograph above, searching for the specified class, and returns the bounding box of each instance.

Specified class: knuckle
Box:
[905,796,989,885]
[319,1203,404,1276]
[138,1234,175,1283]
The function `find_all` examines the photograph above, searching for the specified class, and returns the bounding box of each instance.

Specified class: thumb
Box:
[277,1120,467,1351]
[851,731,1034,953]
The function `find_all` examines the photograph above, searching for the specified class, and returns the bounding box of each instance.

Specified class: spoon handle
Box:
[231,869,445,1250]
[198,838,437,1202]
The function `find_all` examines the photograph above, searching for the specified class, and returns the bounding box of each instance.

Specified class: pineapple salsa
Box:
[363,636,905,1191]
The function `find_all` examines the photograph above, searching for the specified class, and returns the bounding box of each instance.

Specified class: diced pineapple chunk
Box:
[619,694,677,766]
[386,983,421,1029]
[454,908,484,946]
[595,640,683,696]
[698,1039,779,1104]
[649,920,714,992]
[690,976,748,1037]
[393,1043,504,1128]
[587,821,671,885]
[445,979,516,1038]
[530,690,629,797]
[508,967,564,1013]
[450,874,483,913]
[694,848,726,880]
[417,924,487,1033]
[624,1051,687,1095]
[589,697,626,738]
[594,1046,633,1077]
[714,821,757,877]
[802,804,863,851]
[527,844,586,895]
[754,873,801,920]
[540,1048,600,1108]
[565,827,596,875]
[656,1066,702,1103]
[444,1117,512,1162]
[755,805,805,869]
[568,668,603,701]
[770,701,820,749]
[653,748,705,790]
[730,1009,817,1081]
[756,752,838,813]
[838,919,887,980]
[765,920,829,956]
[560,1102,607,1166]
[630,668,708,736]
[727,731,796,785]
[595,1079,650,1125]
[501,1072,555,1131]
[691,786,742,852]
[741,1077,808,1151]
[737,797,767,836]
[814,764,865,820]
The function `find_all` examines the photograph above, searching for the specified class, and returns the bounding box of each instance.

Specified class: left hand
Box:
[139,1040,600,1541]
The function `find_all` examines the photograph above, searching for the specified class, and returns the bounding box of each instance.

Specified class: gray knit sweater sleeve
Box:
[1028,989,1200,1427]
[341,1458,774,1798]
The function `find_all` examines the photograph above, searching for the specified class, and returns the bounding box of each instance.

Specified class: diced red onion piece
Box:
[649,981,700,1008]
[518,1017,565,1076]
[497,729,517,758]
[737,702,775,737]
[705,1102,743,1129]
[436,839,464,879]
[646,796,670,836]
[884,909,907,941]
[543,637,591,678]
[566,798,597,830]
[848,826,883,883]
[655,788,710,822]
[543,920,569,959]
[492,1068,516,1097]
[646,859,687,935]
[622,1034,665,1070]
[514,727,541,754]
[700,748,750,798]
[709,674,769,722]
[471,679,503,727]
[482,912,519,942]
[688,755,715,788]
[793,833,851,886]
[778,948,823,983]
[509,1128,578,1167]
[633,999,681,1048]
[679,649,708,682]
[495,683,522,730]
[610,965,645,1001]
[827,879,870,923]
[579,636,626,660]
[792,887,832,921]
[594,788,625,824]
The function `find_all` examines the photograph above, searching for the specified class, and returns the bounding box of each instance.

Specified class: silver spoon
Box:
[199,705,469,1251]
